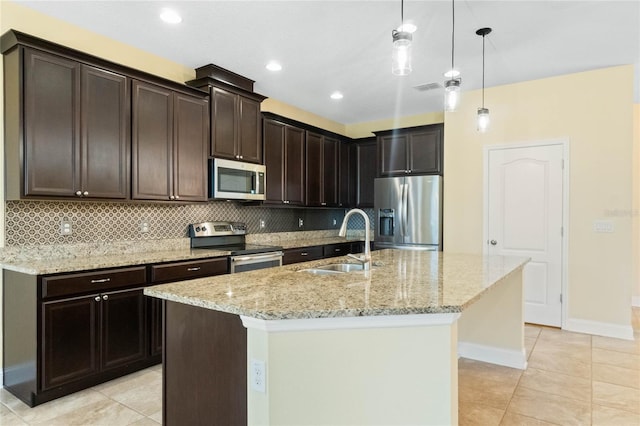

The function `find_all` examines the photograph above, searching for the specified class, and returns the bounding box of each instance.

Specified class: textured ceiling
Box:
[15,0,640,124]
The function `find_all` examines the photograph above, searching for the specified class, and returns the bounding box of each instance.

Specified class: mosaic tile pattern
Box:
[5,201,373,247]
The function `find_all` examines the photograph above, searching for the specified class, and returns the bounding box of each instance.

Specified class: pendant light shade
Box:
[476,27,492,132]
[477,107,490,132]
[444,79,461,112]
[392,30,412,75]
[392,0,412,76]
[444,0,461,112]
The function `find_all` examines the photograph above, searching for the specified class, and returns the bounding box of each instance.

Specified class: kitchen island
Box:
[145,249,529,425]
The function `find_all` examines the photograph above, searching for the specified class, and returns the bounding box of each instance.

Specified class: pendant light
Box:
[444,0,460,112]
[476,27,492,132]
[392,0,412,76]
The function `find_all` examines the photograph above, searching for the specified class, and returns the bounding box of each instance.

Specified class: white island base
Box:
[242,269,524,425]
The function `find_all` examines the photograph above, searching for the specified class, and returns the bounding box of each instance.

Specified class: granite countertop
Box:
[0,232,366,275]
[145,250,529,320]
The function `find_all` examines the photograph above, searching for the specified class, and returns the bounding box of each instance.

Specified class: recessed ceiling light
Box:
[266,61,282,72]
[330,91,344,100]
[396,22,417,34]
[160,8,182,24]
[444,69,461,78]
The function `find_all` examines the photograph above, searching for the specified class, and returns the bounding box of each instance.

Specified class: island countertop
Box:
[145,249,529,320]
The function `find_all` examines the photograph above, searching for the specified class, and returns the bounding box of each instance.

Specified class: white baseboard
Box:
[632,296,640,308]
[564,317,634,340]
[458,341,527,370]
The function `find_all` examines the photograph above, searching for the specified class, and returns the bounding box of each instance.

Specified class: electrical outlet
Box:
[250,359,266,393]
[298,218,304,228]
[259,219,266,229]
[593,220,614,233]
[59,218,72,236]
[332,218,337,226]
[139,221,150,233]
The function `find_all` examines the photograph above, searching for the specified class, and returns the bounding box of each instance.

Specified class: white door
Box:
[486,144,564,327]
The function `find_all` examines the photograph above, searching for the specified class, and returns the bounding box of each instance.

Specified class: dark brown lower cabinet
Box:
[3,268,155,407]
[163,301,247,426]
[42,288,146,390]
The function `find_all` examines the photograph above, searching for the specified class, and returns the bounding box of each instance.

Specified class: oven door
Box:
[229,251,283,274]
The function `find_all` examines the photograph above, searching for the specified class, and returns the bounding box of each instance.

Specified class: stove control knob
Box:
[195,227,201,232]
[201,226,207,232]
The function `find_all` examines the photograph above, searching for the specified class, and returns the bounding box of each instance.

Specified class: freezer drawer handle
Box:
[187,267,201,271]
[90,278,111,284]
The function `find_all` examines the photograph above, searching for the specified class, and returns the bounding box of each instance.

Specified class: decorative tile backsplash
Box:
[5,201,373,247]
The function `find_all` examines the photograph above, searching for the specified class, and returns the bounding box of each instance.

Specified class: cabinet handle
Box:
[90,278,111,284]
[83,191,89,196]
[283,200,289,204]
[75,191,82,196]
[187,267,201,271]
[335,248,341,252]
[94,296,101,302]
[321,202,326,206]
[301,252,308,256]
[102,294,109,301]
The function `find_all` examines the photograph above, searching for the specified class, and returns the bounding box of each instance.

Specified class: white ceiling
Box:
[15,0,640,124]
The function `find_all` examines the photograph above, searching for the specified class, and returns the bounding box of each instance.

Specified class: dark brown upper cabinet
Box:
[355,138,377,208]
[305,131,339,207]
[131,80,208,202]
[263,118,305,206]
[338,142,356,208]
[186,64,267,164]
[3,47,129,200]
[376,123,444,177]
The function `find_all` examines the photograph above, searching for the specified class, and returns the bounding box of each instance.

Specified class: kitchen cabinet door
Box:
[211,86,237,159]
[338,142,355,207]
[284,126,306,206]
[131,80,173,200]
[101,288,147,371]
[305,131,323,206]
[356,139,376,208]
[173,92,208,201]
[237,96,262,163]
[323,137,339,207]
[41,295,99,390]
[379,134,409,176]
[407,127,443,175]
[81,65,129,199]
[23,48,81,197]
[263,119,286,203]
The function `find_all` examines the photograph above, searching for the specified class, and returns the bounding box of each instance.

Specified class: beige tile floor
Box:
[0,309,638,425]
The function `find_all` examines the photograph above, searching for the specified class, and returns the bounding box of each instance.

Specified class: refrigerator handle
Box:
[401,183,409,237]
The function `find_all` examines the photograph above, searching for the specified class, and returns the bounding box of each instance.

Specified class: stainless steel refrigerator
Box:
[374,175,442,250]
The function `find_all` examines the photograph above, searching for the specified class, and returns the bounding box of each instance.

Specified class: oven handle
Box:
[231,251,284,263]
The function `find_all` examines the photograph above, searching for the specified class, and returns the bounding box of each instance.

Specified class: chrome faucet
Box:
[339,208,371,271]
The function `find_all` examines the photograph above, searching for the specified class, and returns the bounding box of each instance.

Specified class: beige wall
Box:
[634,104,640,306]
[444,65,635,330]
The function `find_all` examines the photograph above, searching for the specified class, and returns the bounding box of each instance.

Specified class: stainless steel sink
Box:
[299,263,365,275]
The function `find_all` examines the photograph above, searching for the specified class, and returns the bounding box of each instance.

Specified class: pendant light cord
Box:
[401,0,404,25]
[482,33,486,108]
[451,0,455,72]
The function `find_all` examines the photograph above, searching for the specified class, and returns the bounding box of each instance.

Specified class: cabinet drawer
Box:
[42,266,147,299]
[150,257,228,283]
[282,246,324,265]
[323,243,353,258]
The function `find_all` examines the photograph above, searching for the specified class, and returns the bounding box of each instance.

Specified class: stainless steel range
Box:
[188,221,283,273]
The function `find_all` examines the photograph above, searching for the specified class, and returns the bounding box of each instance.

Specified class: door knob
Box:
[490,240,497,246]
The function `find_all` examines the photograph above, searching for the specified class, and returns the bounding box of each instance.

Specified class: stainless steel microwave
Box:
[209,158,266,201]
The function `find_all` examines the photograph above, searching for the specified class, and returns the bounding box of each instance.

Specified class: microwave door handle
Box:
[252,173,257,194]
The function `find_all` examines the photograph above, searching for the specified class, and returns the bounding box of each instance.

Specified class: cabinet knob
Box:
[239,155,243,159]
[94,296,101,302]
[321,202,326,206]
[490,240,498,246]
[283,200,289,204]
[102,294,109,301]
[174,195,180,200]
[83,191,89,196]
[76,191,82,196]
[169,195,175,200]
[235,155,240,159]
